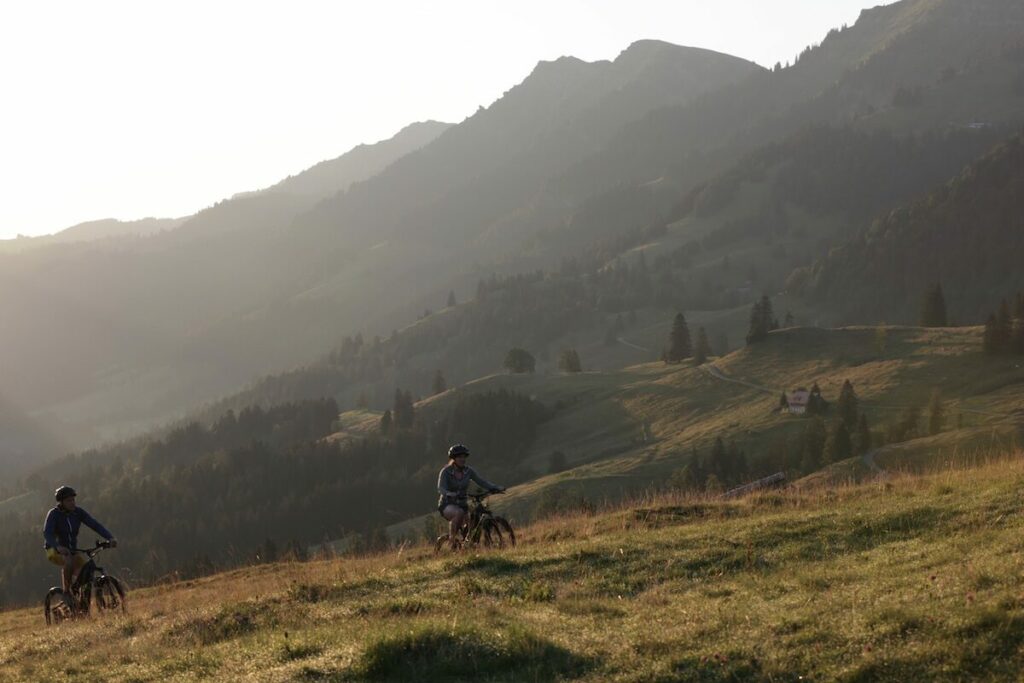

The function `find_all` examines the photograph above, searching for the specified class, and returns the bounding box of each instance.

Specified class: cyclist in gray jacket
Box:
[437,444,504,543]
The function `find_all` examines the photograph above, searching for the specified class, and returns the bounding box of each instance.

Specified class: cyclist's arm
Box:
[78,507,114,541]
[42,508,59,549]
[468,467,501,492]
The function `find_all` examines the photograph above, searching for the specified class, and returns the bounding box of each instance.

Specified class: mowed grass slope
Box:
[4,456,1024,681]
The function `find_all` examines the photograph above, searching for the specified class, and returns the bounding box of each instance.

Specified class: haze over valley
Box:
[4,3,1024,678]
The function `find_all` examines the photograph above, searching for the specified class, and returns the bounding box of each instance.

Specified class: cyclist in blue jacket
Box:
[43,485,117,594]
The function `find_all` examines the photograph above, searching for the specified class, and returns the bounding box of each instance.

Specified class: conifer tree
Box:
[746,295,778,345]
[446,290,457,308]
[694,327,712,365]
[432,370,447,396]
[920,283,948,327]
[855,413,872,455]
[824,421,852,464]
[666,313,692,362]
[927,388,945,436]
[995,299,1013,351]
[983,314,1000,354]
[379,409,392,435]
[836,380,858,428]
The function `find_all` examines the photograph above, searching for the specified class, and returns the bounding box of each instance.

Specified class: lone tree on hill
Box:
[504,348,536,374]
[694,327,712,365]
[665,313,692,363]
[446,290,457,308]
[920,283,948,327]
[558,348,582,373]
[837,380,858,429]
[746,295,779,345]
[432,369,447,396]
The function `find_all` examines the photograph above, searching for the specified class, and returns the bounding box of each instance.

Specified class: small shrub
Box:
[350,625,591,681]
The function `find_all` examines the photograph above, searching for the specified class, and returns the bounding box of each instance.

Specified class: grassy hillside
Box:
[381,325,1023,535]
[5,456,1024,681]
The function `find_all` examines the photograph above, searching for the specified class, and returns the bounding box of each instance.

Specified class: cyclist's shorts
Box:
[45,549,85,569]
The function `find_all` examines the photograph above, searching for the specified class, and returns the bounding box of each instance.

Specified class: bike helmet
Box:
[55,485,77,502]
[448,444,470,459]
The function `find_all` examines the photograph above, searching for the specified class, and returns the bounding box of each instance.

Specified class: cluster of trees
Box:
[747,296,780,344]
[662,313,712,364]
[982,293,1024,354]
[669,437,750,493]
[797,129,1024,324]
[0,390,549,607]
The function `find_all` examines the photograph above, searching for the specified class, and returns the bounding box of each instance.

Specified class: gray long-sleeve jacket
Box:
[437,464,499,508]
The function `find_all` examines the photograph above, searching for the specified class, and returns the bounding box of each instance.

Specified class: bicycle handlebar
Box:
[71,540,115,556]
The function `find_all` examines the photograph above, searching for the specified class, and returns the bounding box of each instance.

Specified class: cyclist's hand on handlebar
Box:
[108,539,118,548]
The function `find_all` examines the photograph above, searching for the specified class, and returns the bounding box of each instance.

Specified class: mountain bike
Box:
[44,540,126,625]
[434,492,516,553]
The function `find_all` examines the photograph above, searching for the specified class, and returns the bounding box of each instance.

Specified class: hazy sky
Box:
[0,1,897,239]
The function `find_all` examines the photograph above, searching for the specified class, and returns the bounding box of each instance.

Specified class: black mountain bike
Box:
[434,492,516,553]
[44,540,126,625]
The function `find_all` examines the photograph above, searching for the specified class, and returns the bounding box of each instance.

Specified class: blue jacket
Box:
[43,506,113,550]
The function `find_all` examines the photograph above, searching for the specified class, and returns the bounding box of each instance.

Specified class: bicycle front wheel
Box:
[492,516,516,547]
[95,576,127,614]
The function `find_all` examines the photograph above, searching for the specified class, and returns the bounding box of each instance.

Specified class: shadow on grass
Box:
[345,625,593,682]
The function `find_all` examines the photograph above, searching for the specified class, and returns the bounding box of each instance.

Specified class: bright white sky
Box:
[0,0,896,238]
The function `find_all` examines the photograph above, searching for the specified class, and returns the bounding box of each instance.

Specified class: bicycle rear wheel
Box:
[44,588,72,625]
[95,576,127,614]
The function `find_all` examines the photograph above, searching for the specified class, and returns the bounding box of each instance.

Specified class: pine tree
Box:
[995,300,1013,351]
[983,314,999,354]
[836,380,858,428]
[746,296,777,345]
[666,313,692,362]
[920,283,948,327]
[855,413,872,455]
[694,327,712,365]
[824,421,852,464]
[800,417,827,472]
[779,391,790,412]
[446,290,457,308]
[927,388,945,436]
[379,409,392,435]
[393,389,415,429]
[784,311,795,327]
[432,369,447,395]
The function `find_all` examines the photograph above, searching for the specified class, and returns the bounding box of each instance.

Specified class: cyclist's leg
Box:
[441,505,467,544]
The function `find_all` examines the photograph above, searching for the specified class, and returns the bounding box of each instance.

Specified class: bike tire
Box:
[433,534,450,554]
[95,576,127,614]
[480,518,504,549]
[44,588,71,626]
[492,516,516,547]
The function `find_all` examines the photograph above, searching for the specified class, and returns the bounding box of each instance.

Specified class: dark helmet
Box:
[55,485,77,502]
[448,444,470,459]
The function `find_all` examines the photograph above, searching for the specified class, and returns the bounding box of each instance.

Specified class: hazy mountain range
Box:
[2,0,1023,477]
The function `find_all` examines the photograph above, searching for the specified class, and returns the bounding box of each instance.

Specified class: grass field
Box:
[4,454,1024,681]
